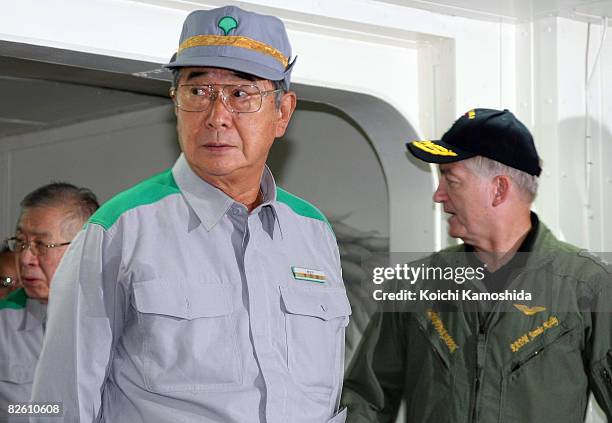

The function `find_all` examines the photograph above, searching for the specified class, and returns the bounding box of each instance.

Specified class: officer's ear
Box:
[275,91,296,138]
[491,175,510,207]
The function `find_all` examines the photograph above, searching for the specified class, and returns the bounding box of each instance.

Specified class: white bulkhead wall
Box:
[1,0,610,251]
[0,0,516,131]
[1,0,611,421]
[1,0,516,251]
[531,16,612,253]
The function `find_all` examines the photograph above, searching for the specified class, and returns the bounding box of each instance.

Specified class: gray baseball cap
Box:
[165,6,295,87]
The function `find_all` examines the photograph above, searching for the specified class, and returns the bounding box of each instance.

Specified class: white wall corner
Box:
[417,37,456,141]
[532,17,561,238]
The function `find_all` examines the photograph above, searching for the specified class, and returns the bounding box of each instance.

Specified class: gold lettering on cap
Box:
[411,141,458,157]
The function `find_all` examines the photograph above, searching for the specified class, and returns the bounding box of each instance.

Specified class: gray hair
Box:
[20,182,100,237]
[463,156,539,203]
[171,69,286,109]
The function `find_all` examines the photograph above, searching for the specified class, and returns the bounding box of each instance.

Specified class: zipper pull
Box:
[511,349,541,372]
[602,368,612,386]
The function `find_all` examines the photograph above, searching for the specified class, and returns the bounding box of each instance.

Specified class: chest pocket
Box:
[133,279,241,393]
[0,312,40,386]
[281,286,351,394]
[500,314,586,423]
[0,360,35,385]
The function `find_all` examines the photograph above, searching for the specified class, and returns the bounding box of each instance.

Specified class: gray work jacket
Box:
[31,155,351,423]
[0,289,44,422]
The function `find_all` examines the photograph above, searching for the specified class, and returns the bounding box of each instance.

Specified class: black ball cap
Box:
[406,108,542,176]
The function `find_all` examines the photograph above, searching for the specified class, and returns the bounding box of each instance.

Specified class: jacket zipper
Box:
[471,319,486,423]
[602,368,612,387]
[470,368,480,423]
[469,268,527,422]
[511,348,541,372]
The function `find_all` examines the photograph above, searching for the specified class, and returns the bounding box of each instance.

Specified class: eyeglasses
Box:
[6,237,71,257]
[171,84,282,113]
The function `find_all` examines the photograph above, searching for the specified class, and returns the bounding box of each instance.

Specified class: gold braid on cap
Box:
[178,35,288,67]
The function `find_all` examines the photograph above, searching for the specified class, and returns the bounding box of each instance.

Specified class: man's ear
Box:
[275,91,297,138]
[170,88,179,117]
[492,175,510,207]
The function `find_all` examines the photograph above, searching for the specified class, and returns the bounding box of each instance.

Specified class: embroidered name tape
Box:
[510,315,558,353]
[427,310,458,353]
[292,267,326,283]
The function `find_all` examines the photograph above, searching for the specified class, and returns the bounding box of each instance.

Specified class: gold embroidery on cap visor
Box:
[411,140,458,157]
[178,35,289,67]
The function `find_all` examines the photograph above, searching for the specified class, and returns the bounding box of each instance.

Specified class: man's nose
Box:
[19,247,38,267]
[433,182,448,203]
[205,91,233,129]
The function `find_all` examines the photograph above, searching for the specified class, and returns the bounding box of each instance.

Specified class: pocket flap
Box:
[133,279,232,319]
[0,362,34,384]
[281,286,351,320]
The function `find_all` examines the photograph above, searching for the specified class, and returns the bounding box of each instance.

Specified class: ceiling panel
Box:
[0,42,172,139]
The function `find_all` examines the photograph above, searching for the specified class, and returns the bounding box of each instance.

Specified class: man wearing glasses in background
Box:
[0,183,98,422]
[32,6,350,423]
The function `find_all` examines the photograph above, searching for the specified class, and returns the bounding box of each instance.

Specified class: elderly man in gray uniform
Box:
[31,6,350,423]
[0,183,98,422]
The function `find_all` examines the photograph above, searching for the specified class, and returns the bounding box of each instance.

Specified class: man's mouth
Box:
[22,277,42,286]
[203,143,234,152]
[445,211,458,223]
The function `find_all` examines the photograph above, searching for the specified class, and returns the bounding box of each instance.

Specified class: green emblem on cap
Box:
[218,16,238,36]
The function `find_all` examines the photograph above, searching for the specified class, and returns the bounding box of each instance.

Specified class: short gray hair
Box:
[20,182,99,237]
[463,156,539,202]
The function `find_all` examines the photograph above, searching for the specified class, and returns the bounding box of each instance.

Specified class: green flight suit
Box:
[342,220,612,423]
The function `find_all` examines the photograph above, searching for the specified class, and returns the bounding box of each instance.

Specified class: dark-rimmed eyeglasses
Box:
[6,237,71,257]
[171,84,282,113]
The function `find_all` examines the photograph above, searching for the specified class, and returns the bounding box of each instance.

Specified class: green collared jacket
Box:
[341,222,612,423]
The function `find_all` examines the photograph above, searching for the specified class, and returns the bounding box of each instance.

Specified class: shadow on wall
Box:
[549,115,609,423]
[268,100,390,361]
[556,117,612,251]
[269,100,376,182]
